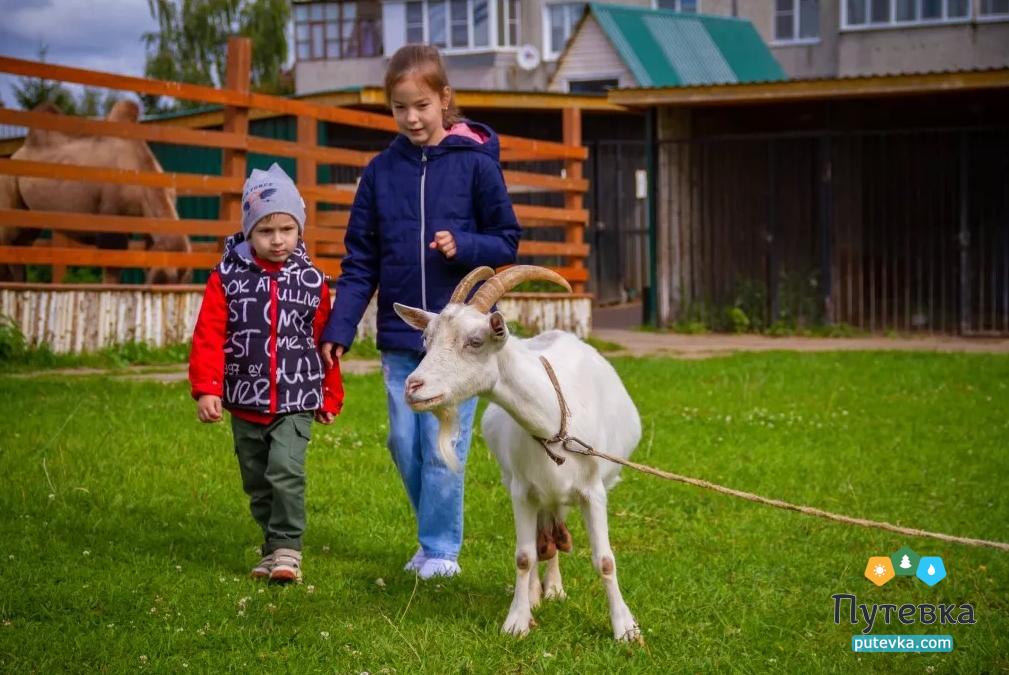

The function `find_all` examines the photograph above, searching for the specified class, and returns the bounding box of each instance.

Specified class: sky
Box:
[0,0,158,111]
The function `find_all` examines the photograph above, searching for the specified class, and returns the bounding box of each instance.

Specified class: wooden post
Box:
[219,37,251,241]
[562,107,585,294]
[297,116,318,257]
[50,232,69,283]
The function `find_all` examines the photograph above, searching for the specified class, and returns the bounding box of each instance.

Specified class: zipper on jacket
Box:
[420,149,429,311]
[268,277,279,413]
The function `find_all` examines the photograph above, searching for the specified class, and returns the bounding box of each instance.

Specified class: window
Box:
[655,0,699,11]
[498,0,520,47]
[844,0,970,28]
[545,3,587,58]
[567,78,619,93]
[294,2,382,60]
[404,0,492,50]
[981,0,1009,17]
[774,0,820,41]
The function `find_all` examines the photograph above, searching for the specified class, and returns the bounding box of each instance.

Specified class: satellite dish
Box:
[516,44,541,71]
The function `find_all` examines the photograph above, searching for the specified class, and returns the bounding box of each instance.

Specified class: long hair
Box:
[384,44,463,128]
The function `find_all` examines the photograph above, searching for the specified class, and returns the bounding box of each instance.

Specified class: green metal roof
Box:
[587,3,786,88]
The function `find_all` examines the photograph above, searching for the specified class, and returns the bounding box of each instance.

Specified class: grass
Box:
[1,352,1007,672]
[584,335,624,353]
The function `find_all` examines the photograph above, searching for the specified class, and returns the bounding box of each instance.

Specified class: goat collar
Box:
[534,356,594,466]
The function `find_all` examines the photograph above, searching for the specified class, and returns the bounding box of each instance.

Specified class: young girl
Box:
[320,45,520,579]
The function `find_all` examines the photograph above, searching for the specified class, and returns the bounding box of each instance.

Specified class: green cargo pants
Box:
[231,411,313,553]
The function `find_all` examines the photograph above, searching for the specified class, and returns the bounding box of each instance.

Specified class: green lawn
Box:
[1,352,1007,673]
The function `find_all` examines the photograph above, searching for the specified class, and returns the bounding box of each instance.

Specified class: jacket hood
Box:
[222,232,314,272]
[390,120,500,163]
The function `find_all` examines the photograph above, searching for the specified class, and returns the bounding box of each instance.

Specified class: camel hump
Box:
[32,102,64,115]
[24,103,67,147]
[107,99,140,123]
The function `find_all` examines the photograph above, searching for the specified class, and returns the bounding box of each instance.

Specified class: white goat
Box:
[393,266,643,642]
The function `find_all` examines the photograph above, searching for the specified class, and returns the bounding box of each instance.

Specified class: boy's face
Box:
[249,214,299,263]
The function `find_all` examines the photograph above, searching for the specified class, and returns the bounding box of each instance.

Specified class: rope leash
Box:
[534,357,1009,553]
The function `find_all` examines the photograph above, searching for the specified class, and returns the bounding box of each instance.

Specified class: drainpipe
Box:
[646,106,659,327]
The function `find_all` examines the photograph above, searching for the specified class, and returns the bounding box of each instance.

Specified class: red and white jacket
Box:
[189,254,343,425]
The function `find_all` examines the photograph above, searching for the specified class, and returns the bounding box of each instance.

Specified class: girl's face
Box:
[390,74,451,147]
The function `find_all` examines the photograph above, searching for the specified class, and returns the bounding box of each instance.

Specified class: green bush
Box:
[0,316,190,372]
[0,315,28,362]
[725,306,750,334]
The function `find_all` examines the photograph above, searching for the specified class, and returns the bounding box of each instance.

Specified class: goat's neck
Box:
[486,338,563,440]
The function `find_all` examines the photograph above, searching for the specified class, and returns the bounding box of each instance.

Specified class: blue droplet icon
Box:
[916,556,947,586]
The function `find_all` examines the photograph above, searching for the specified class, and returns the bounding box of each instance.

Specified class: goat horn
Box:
[468,265,572,313]
[449,266,495,305]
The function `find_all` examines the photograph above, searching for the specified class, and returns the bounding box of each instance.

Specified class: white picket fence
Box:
[1,284,592,353]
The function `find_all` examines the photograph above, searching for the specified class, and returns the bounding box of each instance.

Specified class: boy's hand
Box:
[197,395,222,423]
[429,230,457,259]
[315,410,335,425]
[321,343,344,369]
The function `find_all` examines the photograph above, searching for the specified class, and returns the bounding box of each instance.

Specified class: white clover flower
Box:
[320,631,330,640]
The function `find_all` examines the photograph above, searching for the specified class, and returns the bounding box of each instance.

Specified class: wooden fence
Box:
[0,37,590,292]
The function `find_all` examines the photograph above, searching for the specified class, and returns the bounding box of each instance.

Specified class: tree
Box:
[11,46,125,116]
[142,0,291,111]
[75,88,122,117]
[12,46,80,113]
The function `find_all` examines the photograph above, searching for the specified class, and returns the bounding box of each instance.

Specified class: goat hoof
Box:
[543,584,567,601]
[502,611,534,637]
[614,621,643,644]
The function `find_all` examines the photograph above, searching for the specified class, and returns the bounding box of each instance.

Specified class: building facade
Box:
[293,0,1009,94]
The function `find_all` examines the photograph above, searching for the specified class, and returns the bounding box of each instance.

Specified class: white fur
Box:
[394,302,643,642]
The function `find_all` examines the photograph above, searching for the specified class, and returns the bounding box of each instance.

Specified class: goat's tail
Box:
[432,405,462,472]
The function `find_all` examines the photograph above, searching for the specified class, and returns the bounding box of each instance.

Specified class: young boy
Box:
[189,163,342,583]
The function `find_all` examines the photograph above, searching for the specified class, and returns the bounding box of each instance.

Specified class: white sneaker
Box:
[404,547,428,573]
[418,558,461,580]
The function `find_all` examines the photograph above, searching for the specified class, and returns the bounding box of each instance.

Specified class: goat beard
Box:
[432,404,461,472]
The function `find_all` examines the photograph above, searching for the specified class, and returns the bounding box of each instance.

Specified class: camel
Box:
[0,100,192,284]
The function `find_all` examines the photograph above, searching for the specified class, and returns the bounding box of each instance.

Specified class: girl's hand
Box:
[197,395,222,423]
[429,230,457,259]
[315,410,335,425]
[321,342,344,369]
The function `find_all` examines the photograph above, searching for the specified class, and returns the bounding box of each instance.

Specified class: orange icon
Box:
[864,556,895,587]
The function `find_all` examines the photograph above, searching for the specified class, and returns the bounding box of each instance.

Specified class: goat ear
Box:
[489,311,509,340]
[394,303,435,331]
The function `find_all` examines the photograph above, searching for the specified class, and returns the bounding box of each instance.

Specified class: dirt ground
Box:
[592,328,1009,359]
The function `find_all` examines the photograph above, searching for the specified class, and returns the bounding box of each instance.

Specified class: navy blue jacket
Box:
[321,121,521,353]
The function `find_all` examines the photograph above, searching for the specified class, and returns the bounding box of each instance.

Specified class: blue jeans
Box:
[381,350,478,561]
